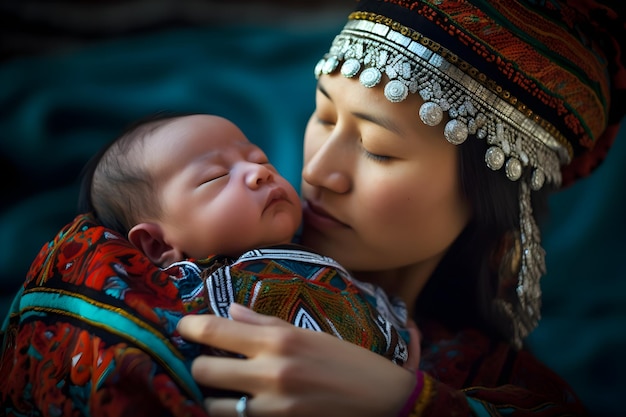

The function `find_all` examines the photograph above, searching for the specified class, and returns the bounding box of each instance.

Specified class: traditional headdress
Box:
[315,0,625,347]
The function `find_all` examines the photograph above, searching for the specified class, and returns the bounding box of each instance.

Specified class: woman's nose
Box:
[302,135,351,194]
[245,163,274,189]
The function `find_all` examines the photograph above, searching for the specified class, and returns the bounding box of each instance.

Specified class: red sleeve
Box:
[400,323,588,416]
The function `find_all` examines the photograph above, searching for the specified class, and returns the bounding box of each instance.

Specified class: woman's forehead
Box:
[316,74,432,132]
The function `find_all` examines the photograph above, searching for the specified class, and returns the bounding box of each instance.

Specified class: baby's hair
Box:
[78,111,192,236]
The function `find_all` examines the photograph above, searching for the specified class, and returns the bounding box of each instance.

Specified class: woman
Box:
[178,0,625,415]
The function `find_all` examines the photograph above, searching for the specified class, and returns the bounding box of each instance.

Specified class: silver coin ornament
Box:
[419,102,444,126]
[314,59,325,78]
[341,59,361,78]
[531,168,546,190]
[505,157,523,181]
[384,80,409,102]
[444,119,469,145]
[359,67,382,88]
[322,56,339,74]
[485,146,506,170]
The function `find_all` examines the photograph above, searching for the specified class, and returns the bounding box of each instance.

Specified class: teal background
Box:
[1,10,624,417]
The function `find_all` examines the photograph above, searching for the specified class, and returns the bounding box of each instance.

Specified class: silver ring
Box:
[235,395,248,417]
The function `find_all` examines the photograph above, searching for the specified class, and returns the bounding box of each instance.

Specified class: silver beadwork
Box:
[531,168,546,190]
[444,119,469,145]
[505,158,523,181]
[318,18,569,190]
[485,146,505,170]
[314,58,325,78]
[490,180,545,349]
[384,80,409,102]
[322,55,339,75]
[341,58,361,78]
[359,67,382,88]
[419,102,444,126]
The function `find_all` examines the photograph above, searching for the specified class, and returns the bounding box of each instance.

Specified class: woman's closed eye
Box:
[360,139,392,163]
[362,148,391,162]
[315,115,336,127]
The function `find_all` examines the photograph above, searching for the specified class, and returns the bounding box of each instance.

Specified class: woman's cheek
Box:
[358,167,421,219]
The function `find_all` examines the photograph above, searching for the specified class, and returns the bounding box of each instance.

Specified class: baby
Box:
[83,113,409,361]
[0,113,409,416]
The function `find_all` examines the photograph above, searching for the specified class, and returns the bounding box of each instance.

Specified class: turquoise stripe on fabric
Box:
[1,286,23,331]
[466,397,494,417]
[1,286,25,355]
[19,290,203,402]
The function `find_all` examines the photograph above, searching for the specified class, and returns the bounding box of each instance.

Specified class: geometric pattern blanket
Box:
[0,213,408,417]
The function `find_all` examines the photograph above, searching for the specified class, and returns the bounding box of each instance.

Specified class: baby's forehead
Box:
[164,115,253,145]
[147,119,265,168]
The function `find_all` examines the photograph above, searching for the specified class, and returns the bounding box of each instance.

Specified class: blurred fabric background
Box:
[1,1,624,416]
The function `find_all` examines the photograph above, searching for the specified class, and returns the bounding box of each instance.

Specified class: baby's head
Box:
[83,113,302,266]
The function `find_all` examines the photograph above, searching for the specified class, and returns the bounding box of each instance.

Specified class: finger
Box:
[229,303,290,327]
[191,355,259,393]
[177,314,271,357]
[204,397,248,417]
[403,319,422,372]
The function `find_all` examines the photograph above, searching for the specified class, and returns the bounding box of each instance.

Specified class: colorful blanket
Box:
[0,213,407,416]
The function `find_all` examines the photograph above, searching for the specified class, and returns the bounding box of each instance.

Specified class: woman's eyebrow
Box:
[353,111,404,136]
[318,82,332,100]
[317,80,404,136]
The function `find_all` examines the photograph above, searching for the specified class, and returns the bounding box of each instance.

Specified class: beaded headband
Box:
[315,14,571,191]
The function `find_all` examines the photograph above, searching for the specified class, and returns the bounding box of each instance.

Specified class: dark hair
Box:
[415,136,551,343]
[78,112,187,236]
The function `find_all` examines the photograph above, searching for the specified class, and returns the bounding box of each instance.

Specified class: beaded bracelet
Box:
[397,371,425,417]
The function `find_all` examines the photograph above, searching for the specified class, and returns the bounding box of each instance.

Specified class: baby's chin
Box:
[264,236,298,248]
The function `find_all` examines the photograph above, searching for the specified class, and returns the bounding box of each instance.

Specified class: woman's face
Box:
[300,74,471,276]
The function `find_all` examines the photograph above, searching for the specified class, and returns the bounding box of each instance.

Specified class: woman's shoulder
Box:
[416,319,588,415]
[420,319,581,393]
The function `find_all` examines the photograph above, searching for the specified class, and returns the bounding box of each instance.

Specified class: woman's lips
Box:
[303,200,349,229]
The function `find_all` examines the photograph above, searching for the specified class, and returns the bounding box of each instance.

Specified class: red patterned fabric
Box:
[0,213,407,416]
[406,320,589,416]
[0,213,590,415]
[0,214,209,417]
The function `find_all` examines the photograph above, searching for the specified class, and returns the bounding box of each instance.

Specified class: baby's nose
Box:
[246,163,274,188]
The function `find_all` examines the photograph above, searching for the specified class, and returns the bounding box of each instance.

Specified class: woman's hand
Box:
[177,303,421,417]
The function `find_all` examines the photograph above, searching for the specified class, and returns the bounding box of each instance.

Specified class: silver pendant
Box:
[341,59,361,78]
[359,67,382,88]
[485,146,505,170]
[384,80,409,102]
[419,102,444,126]
[444,119,468,145]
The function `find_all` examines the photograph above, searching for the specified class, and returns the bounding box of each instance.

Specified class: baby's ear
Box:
[128,223,184,267]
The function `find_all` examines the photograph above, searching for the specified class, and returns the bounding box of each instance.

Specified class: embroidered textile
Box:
[407,320,589,416]
[0,213,407,416]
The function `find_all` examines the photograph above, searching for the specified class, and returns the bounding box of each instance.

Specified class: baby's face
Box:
[147,115,302,259]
